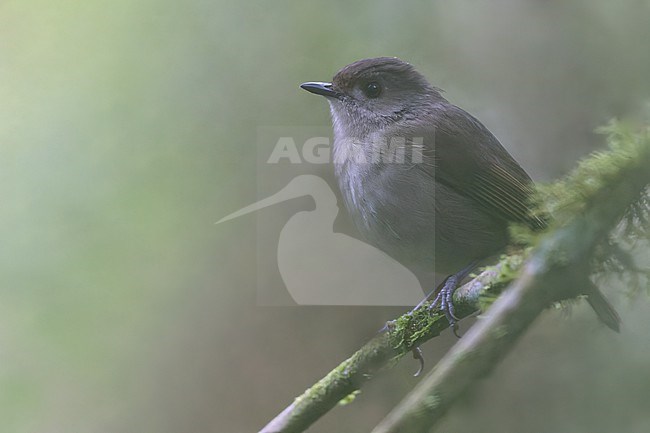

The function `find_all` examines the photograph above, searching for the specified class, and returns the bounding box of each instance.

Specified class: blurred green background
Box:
[1,1,650,432]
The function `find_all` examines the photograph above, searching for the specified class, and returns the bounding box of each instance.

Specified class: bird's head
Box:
[301,57,444,138]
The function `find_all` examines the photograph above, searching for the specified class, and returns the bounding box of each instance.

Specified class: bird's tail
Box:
[586,283,621,332]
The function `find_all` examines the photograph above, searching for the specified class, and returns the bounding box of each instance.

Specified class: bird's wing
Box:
[414,104,546,230]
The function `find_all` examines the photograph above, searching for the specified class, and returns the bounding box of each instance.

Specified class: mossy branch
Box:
[259,121,650,433]
[371,121,650,433]
[258,261,519,433]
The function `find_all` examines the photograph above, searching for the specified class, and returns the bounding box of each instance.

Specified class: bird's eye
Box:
[363,81,382,98]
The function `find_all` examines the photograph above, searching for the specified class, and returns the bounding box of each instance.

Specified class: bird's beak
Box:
[300,82,340,99]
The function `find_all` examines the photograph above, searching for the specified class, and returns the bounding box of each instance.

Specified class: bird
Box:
[300,57,620,331]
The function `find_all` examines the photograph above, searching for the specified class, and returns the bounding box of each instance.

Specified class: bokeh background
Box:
[2,1,650,432]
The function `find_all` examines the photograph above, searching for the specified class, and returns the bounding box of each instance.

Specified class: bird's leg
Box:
[380,261,477,375]
[428,261,478,333]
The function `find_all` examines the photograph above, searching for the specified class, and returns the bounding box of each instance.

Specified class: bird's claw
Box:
[428,274,462,337]
[381,319,426,376]
[411,346,425,377]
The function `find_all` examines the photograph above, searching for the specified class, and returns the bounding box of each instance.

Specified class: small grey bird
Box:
[300,57,619,331]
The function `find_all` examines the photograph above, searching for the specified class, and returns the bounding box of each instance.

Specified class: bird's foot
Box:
[428,274,462,336]
[427,261,478,337]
